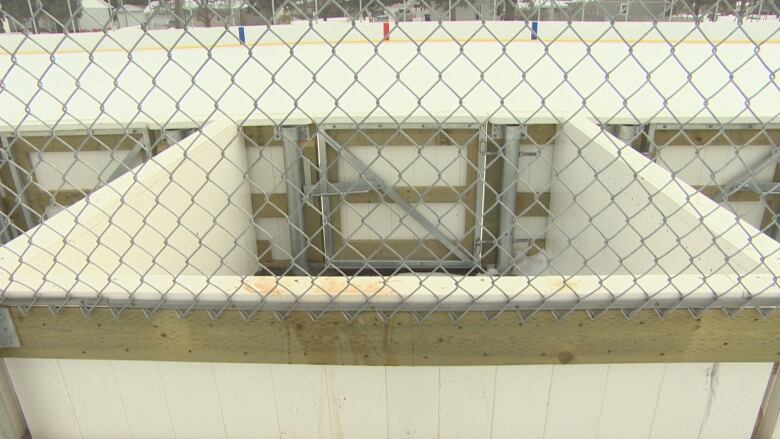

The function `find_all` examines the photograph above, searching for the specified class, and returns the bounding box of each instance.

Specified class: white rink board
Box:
[5,358,772,439]
[0,21,777,129]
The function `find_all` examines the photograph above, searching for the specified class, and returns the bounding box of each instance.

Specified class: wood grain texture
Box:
[3,307,780,365]
[10,133,144,153]
[653,129,780,146]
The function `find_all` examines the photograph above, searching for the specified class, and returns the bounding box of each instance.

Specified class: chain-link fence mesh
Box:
[0,0,778,321]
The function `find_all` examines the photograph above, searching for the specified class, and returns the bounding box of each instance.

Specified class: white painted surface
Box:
[0,22,776,129]
[546,117,774,277]
[246,145,286,194]
[0,118,259,279]
[212,363,282,439]
[657,144,775,187]
[517,143,555,193]
[4,359,81,439]
[2,120,780,310]
[544,364,609,439]
[386,366,439,439]
[724,200,766,229]
[649,363,714,439]
[158,362,228,438]
[490,365,552,439]
[58,360,133,438]
[514,217,549,241]
[438,366,496,439]
[757,366,780,439]
[6,359,773,439]
[340,203,466,240]
[326,365,388,439]
[595,364,665,439]
[0,362,26,439]
[654,136,777,232]
[698,363,773,439]
[254,217,294,260]
[31,150,141,191]
[270,364,332,439]
[339,145,467,187]
[111,361,177,439]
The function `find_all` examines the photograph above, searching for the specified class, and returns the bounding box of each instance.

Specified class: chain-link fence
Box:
[0,0,778,321]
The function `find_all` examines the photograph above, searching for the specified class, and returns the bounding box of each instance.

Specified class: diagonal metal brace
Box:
[304,180,374,198]
[712,148,780,203]
[320,131,473,262]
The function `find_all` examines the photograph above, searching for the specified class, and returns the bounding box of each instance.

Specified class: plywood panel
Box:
[516,192,551,217]
[326,365,388,439]
[112,360,177,439]
[212,363,281,439]
[543,364,609,439]
[340,203,465,240]
[514,216,549,241]
[32,150,141,191]
[491,365,553,439]
[698,362,773,439]
[158,362,227,439]
[648,363,713,439]
[254,217,293,260]
[438,366,496,439]
[246,145,286,194]
[251,193,289,218]
[58,359,132,438]
[12,133,144,153]
[4,358,82,439]
[517,143,554,193]
[595,364,665,439]
[386,366,439,439]
[723,200,766,229]
[271,364,332,439]
[656,144,775,186]
[653,129,780,147]
[0,361,26,439]
[338,145,467,187]
[336,239,465,261]
[344,186,466,204]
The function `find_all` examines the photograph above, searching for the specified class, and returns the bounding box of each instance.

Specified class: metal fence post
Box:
[281,126,310,274]
[496,125,522,274]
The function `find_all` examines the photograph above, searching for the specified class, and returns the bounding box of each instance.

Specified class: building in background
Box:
[78,0,113,31]
[114,2,146,27]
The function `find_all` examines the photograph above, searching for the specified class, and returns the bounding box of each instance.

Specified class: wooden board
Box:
[251,193,289,218]
[3,307,780,366]
[653,129,780,147]
[10,133,144,153]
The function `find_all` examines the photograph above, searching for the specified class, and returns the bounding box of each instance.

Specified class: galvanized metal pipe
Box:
[281,127,309,273]
[0,135,37,231]
[496,125,522,274]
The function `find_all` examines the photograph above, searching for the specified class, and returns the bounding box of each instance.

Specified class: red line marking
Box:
[383,22,390,41]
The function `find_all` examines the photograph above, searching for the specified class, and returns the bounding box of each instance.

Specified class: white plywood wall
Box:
[0,22,776,128]
[546,118,769,277]
[655,136,776,230]
[0,119,258,279]
[246,142,294,260]
[5,359,772,439]
[514,137,555,257]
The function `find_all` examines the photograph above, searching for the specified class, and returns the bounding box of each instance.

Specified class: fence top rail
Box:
[2,113,780,135]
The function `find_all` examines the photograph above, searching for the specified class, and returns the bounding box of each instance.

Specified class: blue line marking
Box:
[531,21,538,40]
[238,26,246,44]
